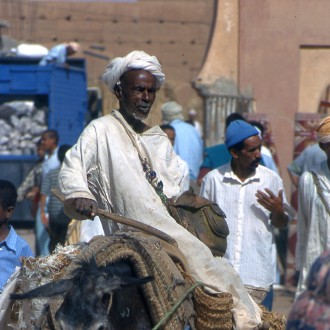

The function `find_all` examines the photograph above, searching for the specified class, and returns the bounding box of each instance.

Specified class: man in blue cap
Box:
[200,119,293,311]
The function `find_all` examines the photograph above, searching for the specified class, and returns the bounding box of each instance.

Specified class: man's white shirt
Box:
[200,162,292,288]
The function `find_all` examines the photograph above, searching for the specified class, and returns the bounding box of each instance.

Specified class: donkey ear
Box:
[10,279,73,300]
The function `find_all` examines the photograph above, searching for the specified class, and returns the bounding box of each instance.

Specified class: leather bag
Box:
[167,190,229,257]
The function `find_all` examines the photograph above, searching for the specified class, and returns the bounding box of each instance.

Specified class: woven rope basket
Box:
[180,267,234,330]
[193,287,233,329]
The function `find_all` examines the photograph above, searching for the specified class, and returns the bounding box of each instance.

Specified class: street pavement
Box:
[273,286,295,317]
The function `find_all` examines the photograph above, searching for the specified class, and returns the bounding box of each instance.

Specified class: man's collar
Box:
[170,119,182,124]
[112,110,136,134]
[1,226,18,253]
[224,162,261,183]
[45,146,59,159]
[50,146,59,156]
[112,110,154,134]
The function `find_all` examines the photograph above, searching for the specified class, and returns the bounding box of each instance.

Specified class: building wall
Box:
[299,47,330,114]
[195,0,239,85]
[239,0,330,192]
[0,0,214,126]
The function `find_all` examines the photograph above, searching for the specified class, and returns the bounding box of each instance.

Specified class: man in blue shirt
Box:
[40,144,72,253]
[0,180,33,293]
[39,42,80,66]
[35,129,60,256]
[160,101,203,181]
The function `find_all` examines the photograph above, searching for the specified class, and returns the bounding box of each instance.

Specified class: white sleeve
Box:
[177,156,190,192]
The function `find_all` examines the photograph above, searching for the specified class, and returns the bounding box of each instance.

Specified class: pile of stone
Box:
[0,101,47,155]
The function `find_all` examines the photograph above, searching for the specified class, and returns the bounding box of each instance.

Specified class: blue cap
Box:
[225,120,259,149]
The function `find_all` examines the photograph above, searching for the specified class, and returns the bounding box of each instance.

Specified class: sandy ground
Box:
[273,287,295,317]
[17,228,296,318]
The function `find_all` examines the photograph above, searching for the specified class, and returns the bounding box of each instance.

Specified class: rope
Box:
[152,281,203,330]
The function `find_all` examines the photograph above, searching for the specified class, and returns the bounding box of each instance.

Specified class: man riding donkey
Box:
[58,50,267,329]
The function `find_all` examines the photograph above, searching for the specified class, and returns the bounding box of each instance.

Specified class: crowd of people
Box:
[1,49,330,328]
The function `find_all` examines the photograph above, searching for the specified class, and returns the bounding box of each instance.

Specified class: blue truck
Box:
[0,57,91,228]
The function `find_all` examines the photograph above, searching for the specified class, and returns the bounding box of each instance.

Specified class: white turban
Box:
[317,115,330,144]
[161,101,184,124]
[102,50,165,93]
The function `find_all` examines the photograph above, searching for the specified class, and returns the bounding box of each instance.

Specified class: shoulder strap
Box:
[310,170,330,215]
[111,111,146,160]
[111,112,169,203]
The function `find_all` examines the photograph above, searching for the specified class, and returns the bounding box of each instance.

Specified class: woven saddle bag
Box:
[167,190,229,257]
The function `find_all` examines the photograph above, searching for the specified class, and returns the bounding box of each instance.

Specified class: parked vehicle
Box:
[0,57,89,227]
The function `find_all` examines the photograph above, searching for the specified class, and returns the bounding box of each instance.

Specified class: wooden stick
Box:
[51,188,177,246]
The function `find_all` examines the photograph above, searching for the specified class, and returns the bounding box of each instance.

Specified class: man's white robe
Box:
[296,161,330,298]
[59,110,261,329]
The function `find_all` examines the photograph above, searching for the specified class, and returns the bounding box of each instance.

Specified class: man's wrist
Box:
[270,211,288,227]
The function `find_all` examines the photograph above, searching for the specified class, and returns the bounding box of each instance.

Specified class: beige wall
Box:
[195,0,239,85]
[238,0,330,193]
[299,47,330,113]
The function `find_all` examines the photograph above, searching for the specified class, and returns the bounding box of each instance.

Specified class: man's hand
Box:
[255,188,288,228]
[255,188,283,213]
[74,198,98,218]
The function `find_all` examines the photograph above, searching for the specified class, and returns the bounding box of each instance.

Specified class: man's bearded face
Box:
[118,70,157,121]
[235,135,262,172]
